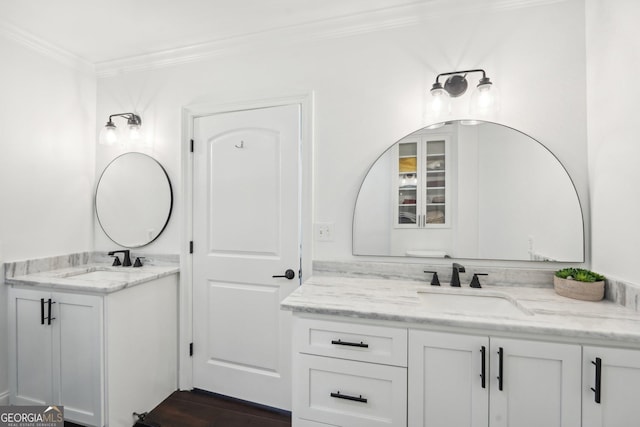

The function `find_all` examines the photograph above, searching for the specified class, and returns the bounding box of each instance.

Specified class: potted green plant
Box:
[554,268,606,301]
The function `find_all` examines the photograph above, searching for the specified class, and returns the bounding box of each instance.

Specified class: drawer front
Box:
[294,354,407,427]
[294,317,407,366]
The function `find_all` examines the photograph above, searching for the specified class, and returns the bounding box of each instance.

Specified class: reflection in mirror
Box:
[96,152,173,248]
[353,121,584,261]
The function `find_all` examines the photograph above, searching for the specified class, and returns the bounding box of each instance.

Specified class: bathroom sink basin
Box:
[61,267,147,281]
[69,270,147,281]
[417,289,532,318]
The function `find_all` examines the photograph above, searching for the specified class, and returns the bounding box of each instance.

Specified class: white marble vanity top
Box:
[5,263,179,294]
[281,276,640,346]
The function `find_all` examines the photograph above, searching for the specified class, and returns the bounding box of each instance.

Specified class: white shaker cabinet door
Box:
[9,288,54,406]
[489,337,581,427]
[54,292,103,427]
[583,346,640,427]
[408,329,489,427]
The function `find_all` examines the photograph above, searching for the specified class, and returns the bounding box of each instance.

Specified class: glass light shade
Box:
[99,123,120,146]
[428,87,451,118]
[470,82,499,114]
[128,123,143,141]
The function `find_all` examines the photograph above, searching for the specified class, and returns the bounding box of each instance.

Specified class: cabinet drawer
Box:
[294,354,407,427]
[294,317,407,366]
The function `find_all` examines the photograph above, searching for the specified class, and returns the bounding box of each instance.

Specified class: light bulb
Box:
[99,121,119,145]
[128,123,142,141]
[429,87,451,116]
[470,80,499,114]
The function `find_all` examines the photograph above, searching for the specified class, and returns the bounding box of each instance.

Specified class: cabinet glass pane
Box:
[399,206,417,224]
[399,143,417,157]
[426,172,445,188]
[427,140,445,155]
[426,206,445,224]
[399,189,417,205]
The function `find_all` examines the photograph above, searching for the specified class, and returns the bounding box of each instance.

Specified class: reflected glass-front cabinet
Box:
[395,134,449,228]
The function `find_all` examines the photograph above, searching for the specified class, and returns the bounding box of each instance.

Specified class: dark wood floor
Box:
[64,390,291,427]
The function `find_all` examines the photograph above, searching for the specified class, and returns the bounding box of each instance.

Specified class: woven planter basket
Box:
[553,276,604,301]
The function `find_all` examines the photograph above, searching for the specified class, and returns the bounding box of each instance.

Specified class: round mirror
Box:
[95,152,173,248]
[353,120,584,262]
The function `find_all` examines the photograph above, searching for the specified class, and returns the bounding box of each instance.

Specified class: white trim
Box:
[178,93,314,390]
[0,20,94,74]
[95,0,568,77]
[0,390,9,405]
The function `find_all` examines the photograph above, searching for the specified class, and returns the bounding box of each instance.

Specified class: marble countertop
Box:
[281,276,640,346]
[5,263,179,294]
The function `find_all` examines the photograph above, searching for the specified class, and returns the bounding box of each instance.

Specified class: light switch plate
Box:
[315,222,334,242]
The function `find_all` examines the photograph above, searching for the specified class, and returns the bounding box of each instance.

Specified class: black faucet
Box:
[451,263,465,287]
[108,250,132,267]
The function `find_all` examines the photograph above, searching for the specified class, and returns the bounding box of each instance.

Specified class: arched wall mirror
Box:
[353,120,584,262]
[95,152,173,248]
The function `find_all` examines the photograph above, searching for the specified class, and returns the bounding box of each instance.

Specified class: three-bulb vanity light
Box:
[428,69,499,117]
[99,112,143,146]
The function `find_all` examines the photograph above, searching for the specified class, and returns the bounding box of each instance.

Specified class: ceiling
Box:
[0,0,426,64]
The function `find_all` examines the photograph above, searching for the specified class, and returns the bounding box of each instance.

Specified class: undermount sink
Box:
[61,267,147,280]
[417,289,532,318]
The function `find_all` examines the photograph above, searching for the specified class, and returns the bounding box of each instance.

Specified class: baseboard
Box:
[0,390,9,405]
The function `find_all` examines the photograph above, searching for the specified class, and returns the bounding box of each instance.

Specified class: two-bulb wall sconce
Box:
[98,112,144,146]
[428,69,499,118]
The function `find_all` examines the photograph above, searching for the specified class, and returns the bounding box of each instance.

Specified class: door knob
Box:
[272,269,295,280]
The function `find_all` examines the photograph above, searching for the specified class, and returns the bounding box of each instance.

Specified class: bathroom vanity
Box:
[5,261,179,427]
[282,274,640,427]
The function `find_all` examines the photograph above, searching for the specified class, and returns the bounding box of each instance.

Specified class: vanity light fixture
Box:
[99,112,143,146]
[428,69,499,116]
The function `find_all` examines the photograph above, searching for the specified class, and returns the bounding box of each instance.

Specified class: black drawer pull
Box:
[331,339,369,348]
[40,298,45,325]
[591,357,602,404]
[330,391,368,403]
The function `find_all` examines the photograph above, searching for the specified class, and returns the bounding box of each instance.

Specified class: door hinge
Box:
[189,342,194,357]
[190,139,194,153]
[189,241,193,254]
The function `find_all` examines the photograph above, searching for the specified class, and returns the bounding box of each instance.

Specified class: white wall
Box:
[95,0,588,266]
[0,33,96,403]
[586,0,640,284]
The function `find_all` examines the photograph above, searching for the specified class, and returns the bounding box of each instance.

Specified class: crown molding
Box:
[3,0,568,78]
[0,20,95,75]
[95,0,568,78]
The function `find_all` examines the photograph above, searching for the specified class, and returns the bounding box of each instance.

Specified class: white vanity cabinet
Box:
[292,317,407,427]
[9,288,102,425]
[408,330,582,427]
[582,346,640,427]
[8,274,178,427]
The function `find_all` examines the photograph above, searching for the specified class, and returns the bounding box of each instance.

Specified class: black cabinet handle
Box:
[47,299,56,325]
[591,357,602,404]
[480,346,486,389]
[40,298,45,325]
[497,347,504,391]
[331,339,369,348]
[330,391,368,403]
[272,269,295,280]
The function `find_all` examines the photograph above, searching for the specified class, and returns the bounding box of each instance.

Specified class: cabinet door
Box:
[408,330,489,427]
[8,288,54,406]
[583,346,640,427]
[490,338,581,427]
[53,292,103,427]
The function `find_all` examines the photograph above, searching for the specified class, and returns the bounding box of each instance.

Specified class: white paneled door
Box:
[192,104,301,410]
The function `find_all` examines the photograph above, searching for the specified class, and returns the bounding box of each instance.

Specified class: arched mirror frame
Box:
[352,120,586,262]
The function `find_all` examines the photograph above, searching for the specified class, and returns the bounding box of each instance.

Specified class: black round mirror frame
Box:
[95,152,174,248]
